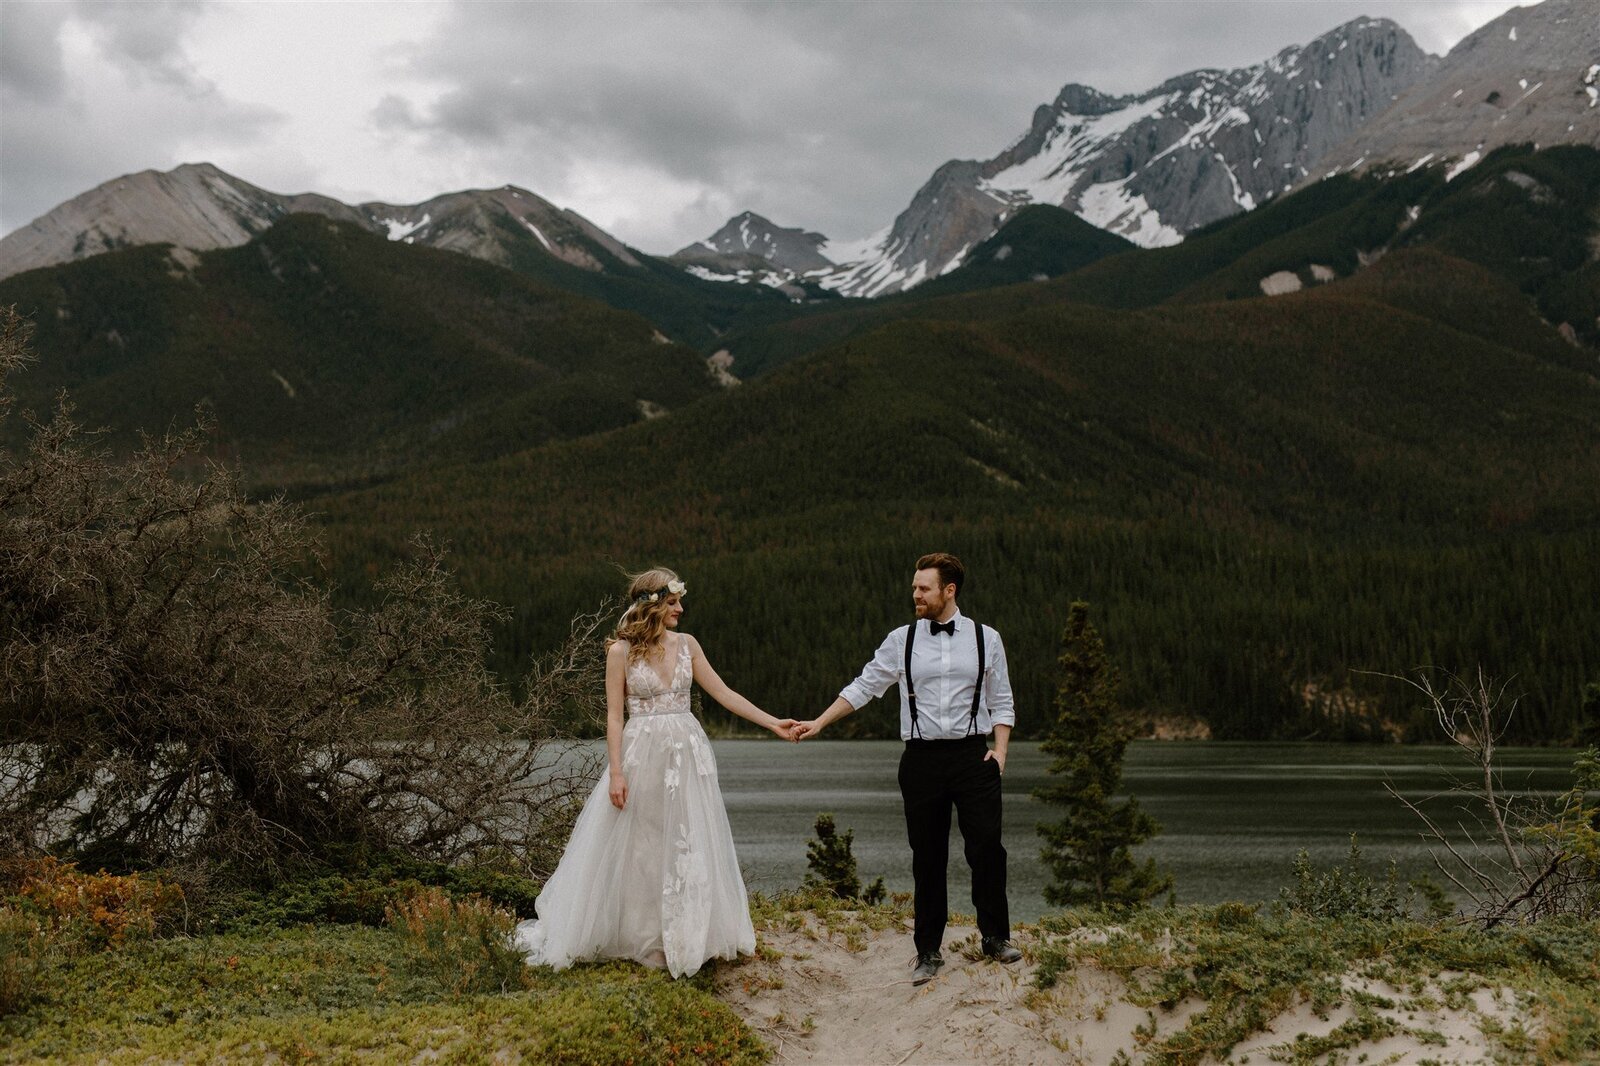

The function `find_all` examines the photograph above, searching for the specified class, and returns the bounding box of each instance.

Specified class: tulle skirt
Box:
[511,712,756,978]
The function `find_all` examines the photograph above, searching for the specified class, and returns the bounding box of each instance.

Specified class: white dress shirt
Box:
[839,610,1016,741]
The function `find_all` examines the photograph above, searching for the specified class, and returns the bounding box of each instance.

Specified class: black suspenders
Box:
[904,618,987,739]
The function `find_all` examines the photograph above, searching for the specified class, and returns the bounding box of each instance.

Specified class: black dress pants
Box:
[897,734,1009,957]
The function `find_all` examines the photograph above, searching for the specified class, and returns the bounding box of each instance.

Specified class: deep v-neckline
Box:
[640,634,682,692]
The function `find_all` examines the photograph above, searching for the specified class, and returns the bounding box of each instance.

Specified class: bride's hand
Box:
[770,718,800,741]
[791,719,822,741]
[608,771,627,810]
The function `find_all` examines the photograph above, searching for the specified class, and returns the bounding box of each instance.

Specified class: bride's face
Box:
[662,594,684,628]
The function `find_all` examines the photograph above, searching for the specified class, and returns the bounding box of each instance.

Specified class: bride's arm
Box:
[686,635,797,738]
[605,640,628,808]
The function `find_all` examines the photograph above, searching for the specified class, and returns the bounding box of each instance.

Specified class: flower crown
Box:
[636,579,687,604]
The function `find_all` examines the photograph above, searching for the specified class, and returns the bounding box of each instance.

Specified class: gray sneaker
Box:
[911,952,944,985]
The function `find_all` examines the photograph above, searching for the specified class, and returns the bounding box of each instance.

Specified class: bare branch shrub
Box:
[1385,667,1600,927]
[0,306,603,882]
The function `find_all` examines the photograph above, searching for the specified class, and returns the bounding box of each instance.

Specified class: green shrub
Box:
[385,886,529,996]
[0,905,47,1015]
[15,857,186,949]
[216,852,543,931]
[1277,836,1448,923]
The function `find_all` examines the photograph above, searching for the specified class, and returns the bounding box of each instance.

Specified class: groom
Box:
[792,553,1021,984]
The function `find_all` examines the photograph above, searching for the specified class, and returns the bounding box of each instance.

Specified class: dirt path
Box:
[715,915,1523,1065]
[717,916,1064,1065]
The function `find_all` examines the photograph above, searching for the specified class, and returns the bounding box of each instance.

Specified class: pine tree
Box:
[803,813,885,904]
[1035,602,1172,907]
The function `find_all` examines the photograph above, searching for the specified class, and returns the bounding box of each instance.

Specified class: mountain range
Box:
[682,0,1599,297]
[4,0,1594,312]
[0,2,1597,742]
[3,136,1595,740]
[0,163,799,351]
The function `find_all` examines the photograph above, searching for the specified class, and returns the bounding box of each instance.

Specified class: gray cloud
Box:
[74,0,211,91]
[2,0,1519,250]
[371,0,1516,252]
[0,1,281,233]
[0,2,71,101]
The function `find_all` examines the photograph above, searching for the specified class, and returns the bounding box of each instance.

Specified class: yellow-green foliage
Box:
[0,922,765,1064]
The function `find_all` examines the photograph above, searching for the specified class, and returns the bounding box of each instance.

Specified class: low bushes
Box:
[386,886,528,996]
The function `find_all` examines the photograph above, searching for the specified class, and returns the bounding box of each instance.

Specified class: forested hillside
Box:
[5,147,1596,743]
[0,216,722,489]
[308,223,1600,742]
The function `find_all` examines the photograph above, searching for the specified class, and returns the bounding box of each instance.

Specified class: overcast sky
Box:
[0,0,1523,254]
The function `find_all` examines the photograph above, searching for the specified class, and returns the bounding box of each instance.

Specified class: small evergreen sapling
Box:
[803,813,885,904]
[1034,602,1172,907]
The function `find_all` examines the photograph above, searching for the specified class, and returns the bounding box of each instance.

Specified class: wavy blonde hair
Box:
[611,566,683,664]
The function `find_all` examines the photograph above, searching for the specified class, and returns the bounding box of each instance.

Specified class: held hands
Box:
[789,719,823,742]
[769,718,800,741]
[608,771,628,810]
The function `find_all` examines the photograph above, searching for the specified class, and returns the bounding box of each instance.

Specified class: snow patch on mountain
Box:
[381,214,430,242]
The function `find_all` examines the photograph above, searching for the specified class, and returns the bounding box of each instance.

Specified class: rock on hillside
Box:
[1312,0,1600,181]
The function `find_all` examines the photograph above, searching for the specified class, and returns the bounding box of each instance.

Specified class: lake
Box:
[704,739,1580,922]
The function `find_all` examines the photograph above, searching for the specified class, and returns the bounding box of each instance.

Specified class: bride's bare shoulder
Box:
[606,638,630,660]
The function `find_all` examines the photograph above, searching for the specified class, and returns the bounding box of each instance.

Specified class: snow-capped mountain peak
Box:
[805,15,1435,298]
[672,212,832,275]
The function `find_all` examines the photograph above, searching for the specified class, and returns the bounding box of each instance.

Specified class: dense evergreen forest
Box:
[4,146,1597,743]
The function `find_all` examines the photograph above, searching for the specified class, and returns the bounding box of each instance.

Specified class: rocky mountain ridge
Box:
[1310,0,1600,181]
[695,15,1437,297]
[0,163,639,282]
[671,211,831,276]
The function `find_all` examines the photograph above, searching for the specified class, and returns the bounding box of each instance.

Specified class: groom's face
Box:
[911,568,953,618]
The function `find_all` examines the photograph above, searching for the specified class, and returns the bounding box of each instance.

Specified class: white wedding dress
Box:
[512,633,756,977]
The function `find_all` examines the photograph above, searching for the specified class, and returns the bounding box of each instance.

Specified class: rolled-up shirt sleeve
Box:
[984,629,1016,729]
[839,629,903,710]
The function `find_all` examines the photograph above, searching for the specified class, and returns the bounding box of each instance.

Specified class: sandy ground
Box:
[716,915,1528,1065]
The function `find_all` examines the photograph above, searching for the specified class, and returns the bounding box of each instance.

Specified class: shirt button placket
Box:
[939,633,951,735]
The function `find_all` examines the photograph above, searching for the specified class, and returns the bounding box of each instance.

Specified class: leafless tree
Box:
[1384,667,1599,927]
[0,307,603,881]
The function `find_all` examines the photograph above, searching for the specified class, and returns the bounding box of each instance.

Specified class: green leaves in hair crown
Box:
[637,579,687,605]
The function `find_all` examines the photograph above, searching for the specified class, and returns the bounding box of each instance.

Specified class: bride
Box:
[513,567,796,977]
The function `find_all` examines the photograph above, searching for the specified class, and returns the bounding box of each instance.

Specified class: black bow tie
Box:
[929,619,956,636]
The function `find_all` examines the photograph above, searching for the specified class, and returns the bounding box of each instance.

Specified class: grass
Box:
[0,922,764,1064]
[7,877,1599,1063]
[1030,905,1600,1065]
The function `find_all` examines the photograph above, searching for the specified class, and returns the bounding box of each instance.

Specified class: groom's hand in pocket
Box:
[983,749,1006,775]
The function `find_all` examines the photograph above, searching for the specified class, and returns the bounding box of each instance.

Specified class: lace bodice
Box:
[626,635,692,716]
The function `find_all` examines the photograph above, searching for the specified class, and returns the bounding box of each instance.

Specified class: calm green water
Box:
[708,739,1579,923]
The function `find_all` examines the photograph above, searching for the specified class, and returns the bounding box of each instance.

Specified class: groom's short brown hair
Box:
[916,552,964,596]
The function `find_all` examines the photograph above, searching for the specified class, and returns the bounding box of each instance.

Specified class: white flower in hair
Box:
[668,580,686,595]
[648,592,660,602]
